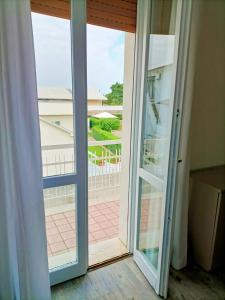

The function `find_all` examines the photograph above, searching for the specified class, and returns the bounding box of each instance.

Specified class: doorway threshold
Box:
[88,252,132,271]
[89,237,129,267]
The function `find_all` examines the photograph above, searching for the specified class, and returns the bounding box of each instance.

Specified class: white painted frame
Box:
[119,32,136,246]
[130,0,192,297]
[42,0,88,286]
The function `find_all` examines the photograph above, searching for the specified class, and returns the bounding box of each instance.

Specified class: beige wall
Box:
[189,0,225,171]
[172,0,225,270]
[88,99,103,106]
[39,100,103,117]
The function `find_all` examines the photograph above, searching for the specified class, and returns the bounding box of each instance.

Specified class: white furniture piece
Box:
[189,166,225,271]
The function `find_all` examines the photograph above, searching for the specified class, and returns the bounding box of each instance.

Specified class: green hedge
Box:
[89,117,100,128]
[92,126,121,154]
[99,119,112,132]
[99,118,120,131]
[90,117,120,131]
[92,126,119,140]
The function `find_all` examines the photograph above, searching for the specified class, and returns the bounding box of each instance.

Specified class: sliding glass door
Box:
[132,0,191,297]
[35,0,88,285]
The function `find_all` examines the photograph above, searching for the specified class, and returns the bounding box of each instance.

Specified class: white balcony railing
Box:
[41,138,165,205]
[41,141,122,204]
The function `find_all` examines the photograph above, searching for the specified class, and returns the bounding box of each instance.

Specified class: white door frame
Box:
[43,0,88,286]
[129,0,192,297]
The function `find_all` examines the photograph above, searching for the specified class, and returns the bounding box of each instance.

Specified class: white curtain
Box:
[0,1,51,299]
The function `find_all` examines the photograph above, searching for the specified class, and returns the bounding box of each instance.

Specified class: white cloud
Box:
[32,13,124,94]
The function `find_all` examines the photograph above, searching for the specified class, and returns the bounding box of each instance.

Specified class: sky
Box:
[32,13,125,95]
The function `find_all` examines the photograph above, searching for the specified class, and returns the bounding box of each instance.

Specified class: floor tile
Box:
[54,218,69,226]
[57,224,72,233]
[94,215,107,222]
[46,222,55,229]
[92,230,107,240]
[99,220,113,229]
[88,234,96,243]
[88,218,96,225]
[70,223,76,230]
[50,241,67,253]
[51,213,65,221]
[99,208,111,215]
[65,216,75,224]
[47,227,59,235]
[60,230,75,240]
[104,227,118,236]
[64,238,76,248]
[47,200,121,256]
[105,213,118,220]
[45,216,52,222]
[89,210,102,217]
[48,233,63,244]
[64,210,75,217]
[96,203,107,209]
[110,219,118,226]
[89,223,101,232]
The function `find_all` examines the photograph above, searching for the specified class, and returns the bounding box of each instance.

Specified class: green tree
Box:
[105,82,123,105]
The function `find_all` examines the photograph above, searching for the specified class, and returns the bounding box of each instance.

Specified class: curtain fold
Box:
[0,1,51,299]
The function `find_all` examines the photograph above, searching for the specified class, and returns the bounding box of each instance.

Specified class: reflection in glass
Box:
[138,179,162,269]
[141,0,177,178]
[137,0,178,275]
[44,184,77,270]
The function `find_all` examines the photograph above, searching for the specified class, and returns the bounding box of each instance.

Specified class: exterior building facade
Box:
[38,86,107,145]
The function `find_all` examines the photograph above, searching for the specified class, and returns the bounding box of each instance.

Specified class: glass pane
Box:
[86,25,128,266]
[44,184,77,270]
[141,0,177,178]
[32,10,76,177]
[138,179,163,270]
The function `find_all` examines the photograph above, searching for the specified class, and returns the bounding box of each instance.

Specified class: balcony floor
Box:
[45,199,129,267]
[46,199,119,256]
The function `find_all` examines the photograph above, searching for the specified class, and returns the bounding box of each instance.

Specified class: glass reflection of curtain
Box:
[147,76,160,125]
[150,0,177,35]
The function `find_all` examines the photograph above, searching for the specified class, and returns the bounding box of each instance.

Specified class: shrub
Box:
[99,118,120,131]
[89,117,100,128]
[92,126,119,141]
[100,119,112,132]
[92,126,121,154]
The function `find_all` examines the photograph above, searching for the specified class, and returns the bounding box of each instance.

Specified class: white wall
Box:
[42,115,73,132]
[39,120,74,176]
[189,0,225,170]
[39,119,73,146]
[38,101,73,116]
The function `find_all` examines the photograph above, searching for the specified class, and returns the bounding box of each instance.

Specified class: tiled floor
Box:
[46,200,119,257]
